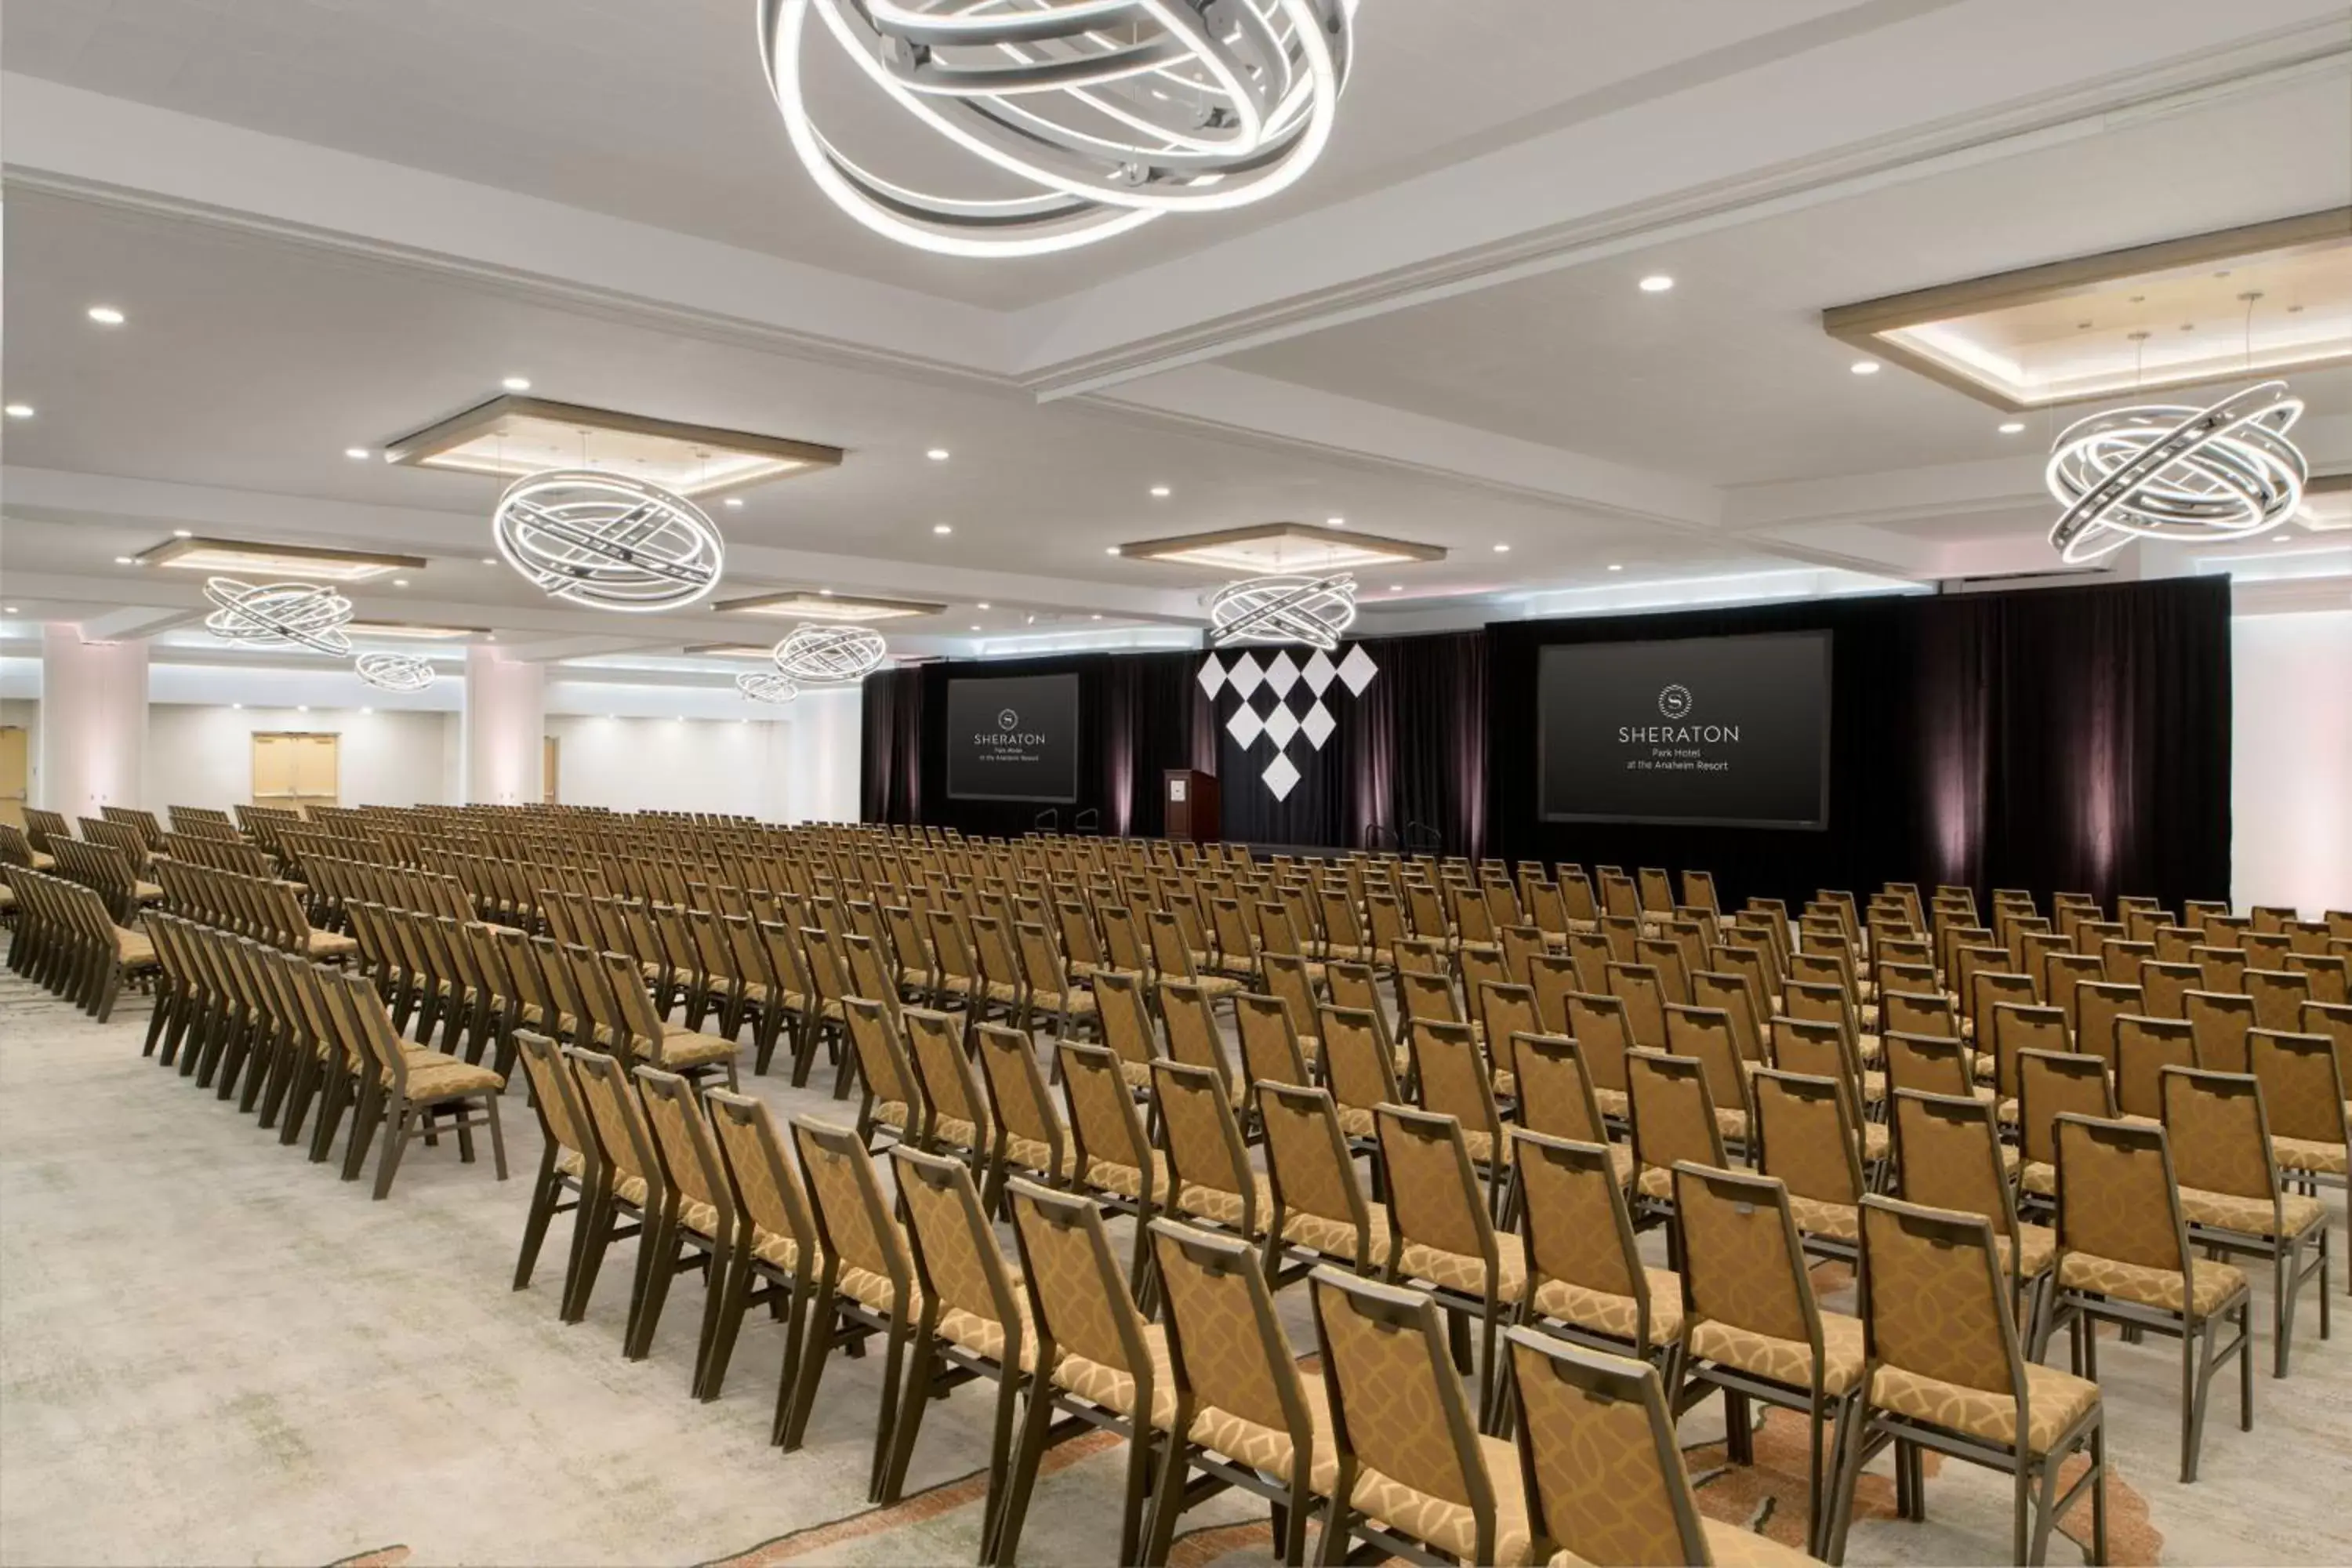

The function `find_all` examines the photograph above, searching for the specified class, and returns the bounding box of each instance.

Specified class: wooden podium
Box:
[1163,769,1221,843]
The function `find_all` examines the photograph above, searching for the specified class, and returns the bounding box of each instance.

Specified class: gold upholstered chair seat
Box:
[648,1023,735,1070]
[1281,1205,1394,1269]
[2019,1158,2056,1196]
[1529,1266,1686,1349]
[837,1262,919,1317]
[1083,1149,1171,1201]
[2055,1250,2247,1317]
[1992,1222,2058,1280]
[1592,1087,1630,1120]
[750,1224,806,1272]
[397,1054,505,1099]
[1688,1312,1866,1396]
[305,930,360,960]
[1787,1194,1860,1243]
[132,880,164,904]
[1051,1322,1178,1428]
[1868,1360,2100,1457]
[1342,1439,1532,1567]
[2271,1135,2348,1178]
[2176,1185,2328,1242]
[1001,1132,1080,1181]
[1174,1174,1275,1231]
[1186,1377,1342,1490]
[1396,1232,1529,1300]
[114,927,158,967]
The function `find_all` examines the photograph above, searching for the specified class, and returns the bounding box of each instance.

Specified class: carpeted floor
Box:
[2,963,2347,1566]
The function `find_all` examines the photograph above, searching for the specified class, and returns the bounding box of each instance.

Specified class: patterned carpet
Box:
[2,964,2347,1566]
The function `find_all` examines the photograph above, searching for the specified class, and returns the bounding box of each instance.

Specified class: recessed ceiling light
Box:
[969,623,982,630]
[296,705,310,713]
[724,496,744,508]
[1106,546,1121,555]
[1494,543,1512,553]
[933,523,953,534]
[927,448,951,462]
[976,602,991,609]
[1326,517,1346,528]
[1388,585,1403,592]
[3,404,33,419]
[1150,485,1171,498]
[393,579,411,588]
[231,703,244,710]
[86,305,125,325]
[3,607,17,614]
[172,528,194,539]
[114,556,134,564]
[481,557,497,566]
[502,376,532,392]
[1091,613,1102,620]
[1607,563,1623,572]
[1639,274,1675,293]
[1850,360,1882,376]
[1998,421,2026,434]
[360,706,374,715]
[344,447,371,459]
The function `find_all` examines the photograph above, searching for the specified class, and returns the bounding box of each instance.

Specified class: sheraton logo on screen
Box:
[973,708,1052,750]
[1617,683,1742,745]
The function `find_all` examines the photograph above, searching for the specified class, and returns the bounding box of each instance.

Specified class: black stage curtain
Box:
[1484,576,2230,914]
[1210,631,1490,858]
[862,652,1207,838]
[858,666,924,825]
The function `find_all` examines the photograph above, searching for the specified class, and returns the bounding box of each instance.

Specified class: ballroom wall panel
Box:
[1485,577,2232,913]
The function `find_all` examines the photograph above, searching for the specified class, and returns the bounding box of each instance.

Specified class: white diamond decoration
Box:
[1300,700,1336,750]
[1337,644,1380,695]
[1226,702,1265,750]
[1227,652,1265,699]
[1196,655,1228,699]
[1263,649,1300,698]
[1301,649,1337,695]
[1261,752,1301,800]
[1263,702,1301,750]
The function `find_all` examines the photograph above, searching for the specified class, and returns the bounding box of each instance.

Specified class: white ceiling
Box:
[0,0,1896,309]
[2,0,2347,685]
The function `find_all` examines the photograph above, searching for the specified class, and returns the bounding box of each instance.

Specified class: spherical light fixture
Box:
[1208,572,1358,652]
[774,623,888,683]
[758,0,1356,259]
[203,577,356,655]
[492,468,724,612]
[736,669,802,704]
[354,652,437,693]
[2045,379,2306,564]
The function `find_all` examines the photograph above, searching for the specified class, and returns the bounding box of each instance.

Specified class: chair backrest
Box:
[1152,1219,1312,1456]
[1607,963,1670,1050]
[567,1044,660,1191]
[2054,1114,2190,1279]
[1689,969,1766,1062]
[1892,1090,2019,1241]
[2159,1066,2281,1207]
[794,1116,913,1306]
[2194,945,2249,994]
[1152,1058,1260,1234]
[1376,1102,1497,1271]
[1565,991,1635,1096]
[514,1030,599,1171]
[1508,1329,1708,1568]
[902,1006,989,1145]
[2242,1029,2343,1153]
[1513,1129,1649,1328]
[2115,1014,2197,1120]
[2016,1049,2116,1171]
[1662,1004,1748,1123]
[893,1144,1024,1348]
[1236,992,1312,1091]
[1751,1068,1864,1207]
[1412,1019,1504,1152]
[635,1065,735,1234]
[975,1022,1066,1167]
[2185,989,2256,1073]
[1160,979,1231,1084]
[1058,1040,1156,1189]
[1882,1029,1976,1102]
[841,994,924,1120]
[1859,1197,2027,1417]
[704,1088,816,1262]
[1987,1002,2068,1100]
[1092,968,1162,1073]
[1257,1082,1378,1265]
[2074,981,2141,1068]
[1312,1268,1497,1561]
[1672,1163,1820,1356]
[2243,968,2312,1035]
[1512,1033,1610,1145]
[1316,1002,1399,1118]
[1882,989,1959,1040]
[1006,1179,1153,1390]
[1626,1051,1726,1182]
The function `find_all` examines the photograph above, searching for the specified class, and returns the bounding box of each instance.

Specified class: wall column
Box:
[38,625,149,815]
[463,647,545,805]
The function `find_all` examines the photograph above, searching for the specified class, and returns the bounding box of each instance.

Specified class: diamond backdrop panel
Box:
[1202,643,1378,802]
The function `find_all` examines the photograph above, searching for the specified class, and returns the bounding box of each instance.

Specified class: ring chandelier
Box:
[354,652,438,693]
[757,0,1357,258]
[1207,572,1358,651]
[203,577,356,656]
[773,623,890,683]
[492,469,725,612]
[736,669,804,704]
[2045,379,2307,564]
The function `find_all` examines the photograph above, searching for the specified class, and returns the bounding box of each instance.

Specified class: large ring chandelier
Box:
[203,577,356,656]
[492,469,725,612]
[774,624,889,683]
[758,0,1356,259]
[2046,380,2307,564]
[354,652,437,693]
[736,669,803,704]
[1208,572,1357,651]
